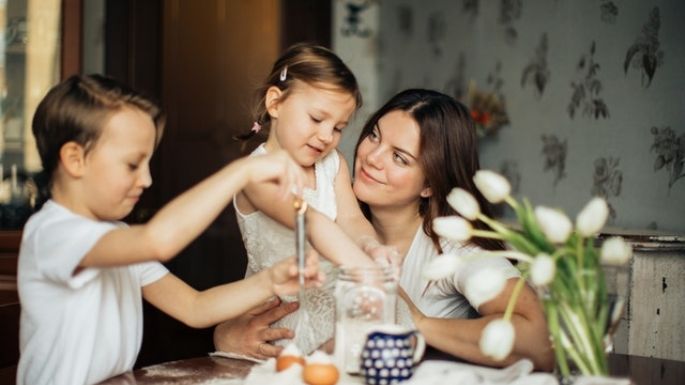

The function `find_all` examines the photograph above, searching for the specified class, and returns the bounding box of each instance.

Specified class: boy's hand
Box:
[270,250,324,296]
[247,149,305,200]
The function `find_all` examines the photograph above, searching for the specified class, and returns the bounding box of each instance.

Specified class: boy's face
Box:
[266,81,357,168]
[81,107,156,221]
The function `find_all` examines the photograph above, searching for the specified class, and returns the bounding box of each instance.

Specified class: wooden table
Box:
[97,350,685,385]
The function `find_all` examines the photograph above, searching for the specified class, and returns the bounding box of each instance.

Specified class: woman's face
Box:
[353,110,430,209]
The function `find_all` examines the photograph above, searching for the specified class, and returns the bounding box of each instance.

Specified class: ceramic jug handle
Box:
[411,331,426,364]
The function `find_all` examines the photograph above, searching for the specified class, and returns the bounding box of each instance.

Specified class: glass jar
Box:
[333,265,397,374]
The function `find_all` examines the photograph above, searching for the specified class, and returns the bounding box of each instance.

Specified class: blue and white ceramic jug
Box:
[360,324,425,385]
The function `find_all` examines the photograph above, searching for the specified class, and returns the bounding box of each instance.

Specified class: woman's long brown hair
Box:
[354,89,505,252]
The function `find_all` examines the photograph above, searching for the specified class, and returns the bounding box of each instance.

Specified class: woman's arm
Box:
[143,253,322,328]
[406,278,555,371]
[81,150,303,268]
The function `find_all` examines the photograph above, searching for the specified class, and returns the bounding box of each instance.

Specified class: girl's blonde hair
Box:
[238,43,362,140]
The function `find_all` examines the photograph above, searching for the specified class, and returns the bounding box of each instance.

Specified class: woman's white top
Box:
[399,226,520,321]
[234,143,340,354]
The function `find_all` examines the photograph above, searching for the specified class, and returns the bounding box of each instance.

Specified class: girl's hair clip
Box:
[279,66,288,82]
[250,121,262,133]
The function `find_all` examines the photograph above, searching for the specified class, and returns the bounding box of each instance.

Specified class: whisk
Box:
[293,198,308,306]
[293,198,311,344]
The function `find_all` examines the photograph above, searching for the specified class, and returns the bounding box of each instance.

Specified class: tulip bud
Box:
[433,216,473,242]
[600,237,632,265]
[423,253,462,280]
[447,188,480,220]
[479,319,515,361]
[576,197,609,237]
[534,206,572,244]
[465,268,506,308]
[530,253,555,286]
[473,170,511,204]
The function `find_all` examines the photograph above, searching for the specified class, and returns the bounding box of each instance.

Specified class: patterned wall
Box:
[335,0,685,233]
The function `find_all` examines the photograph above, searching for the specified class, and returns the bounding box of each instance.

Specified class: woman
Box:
[352,89,553,370]
[215,89,554,370]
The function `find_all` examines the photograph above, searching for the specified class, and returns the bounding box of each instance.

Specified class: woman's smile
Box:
[357,165,385,185]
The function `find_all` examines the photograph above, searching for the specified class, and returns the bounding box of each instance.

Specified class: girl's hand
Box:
[360,236,402,270]
[269,250,325,296]
[247,149,305,200]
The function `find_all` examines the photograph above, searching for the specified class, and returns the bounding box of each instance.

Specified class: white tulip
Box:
[423,253,463,280]
[433,216,473,242]
[479,319,515,361]
[473,170,511,203]
[600,237,632,265]
[576,197,609,237]
[534,206,573,244]
[447,187,480,220]
[530,253,556,286]
[465,268,506,308]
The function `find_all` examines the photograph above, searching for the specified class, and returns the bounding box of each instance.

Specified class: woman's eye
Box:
[393,153,408,166]
[128,163,139,171]
[310,116,322,123]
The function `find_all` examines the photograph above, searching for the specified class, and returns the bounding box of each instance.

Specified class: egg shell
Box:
[302,363,339,385]
[276,355,306,372]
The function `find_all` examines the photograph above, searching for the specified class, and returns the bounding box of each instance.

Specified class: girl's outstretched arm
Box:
[238,152,376,267]
[80,150,304,268]
[142,252,323,329]
[331,151,397,263]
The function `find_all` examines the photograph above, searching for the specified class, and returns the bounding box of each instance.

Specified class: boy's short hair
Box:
[32,74,166,183]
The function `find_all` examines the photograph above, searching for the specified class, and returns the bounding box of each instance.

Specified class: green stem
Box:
[560,331,593,375]
[471,229,505,240]
[503,275,528,321]
[476,213,513,237]
[463,250,533,264]
[504,195,519,211]
[545,301,570,378]
[575,235,587,307]
[559,303,602,375]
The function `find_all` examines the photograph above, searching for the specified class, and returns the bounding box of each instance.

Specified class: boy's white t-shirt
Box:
[17,200,168,385]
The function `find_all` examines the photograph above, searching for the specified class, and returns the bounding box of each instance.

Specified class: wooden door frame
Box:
[61,0,82,78]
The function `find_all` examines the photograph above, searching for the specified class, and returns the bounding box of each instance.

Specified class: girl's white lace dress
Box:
[234,144,340,354]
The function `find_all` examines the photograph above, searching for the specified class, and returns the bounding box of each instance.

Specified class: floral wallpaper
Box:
[336,0,685,233]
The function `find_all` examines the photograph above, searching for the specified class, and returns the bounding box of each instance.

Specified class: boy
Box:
[17,74,319,385]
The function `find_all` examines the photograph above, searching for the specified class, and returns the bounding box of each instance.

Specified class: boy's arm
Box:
[81,151,303,268]
[142,254,321,328]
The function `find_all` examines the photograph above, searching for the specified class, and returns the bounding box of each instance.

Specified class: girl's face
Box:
[80,107,156,221]
[266,81,357,167]
[353,110,430,209]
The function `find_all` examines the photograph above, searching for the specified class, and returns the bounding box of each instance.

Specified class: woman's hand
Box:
[213,298,299,359]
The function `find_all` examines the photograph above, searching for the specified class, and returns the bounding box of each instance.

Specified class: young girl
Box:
[17,74,322,385]
[232,43,388,354]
